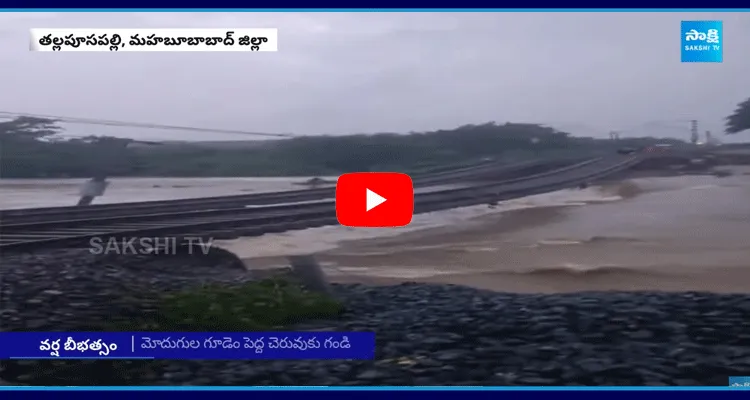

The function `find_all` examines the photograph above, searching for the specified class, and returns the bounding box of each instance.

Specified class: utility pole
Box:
[690,120,699,145]
[75,138,159,206]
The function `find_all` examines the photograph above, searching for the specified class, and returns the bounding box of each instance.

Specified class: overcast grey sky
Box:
[0,12,748,141]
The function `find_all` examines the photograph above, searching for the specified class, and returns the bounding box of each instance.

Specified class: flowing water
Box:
[2,170,749,293]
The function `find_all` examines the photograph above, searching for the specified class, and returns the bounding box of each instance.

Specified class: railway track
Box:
[0,158,575,224]
[0,155,642,251]
[0,158,592,230]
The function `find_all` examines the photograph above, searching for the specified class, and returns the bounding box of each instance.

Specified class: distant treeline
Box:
[0,117,691,178]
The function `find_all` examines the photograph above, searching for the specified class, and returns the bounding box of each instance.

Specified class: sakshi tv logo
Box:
[681,20,722,63]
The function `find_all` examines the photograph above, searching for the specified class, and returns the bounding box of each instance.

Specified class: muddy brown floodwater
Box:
[2,170,749,294]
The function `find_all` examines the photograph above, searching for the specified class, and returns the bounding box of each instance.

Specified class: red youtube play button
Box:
[336,172,414,228]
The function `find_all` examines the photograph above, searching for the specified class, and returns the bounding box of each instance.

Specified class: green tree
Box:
[0,116,61,139]
[726,97,750,134]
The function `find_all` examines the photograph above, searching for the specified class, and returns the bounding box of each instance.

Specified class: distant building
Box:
[705,131,722,146]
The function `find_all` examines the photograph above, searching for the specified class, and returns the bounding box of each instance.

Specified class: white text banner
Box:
[29,28,278,52]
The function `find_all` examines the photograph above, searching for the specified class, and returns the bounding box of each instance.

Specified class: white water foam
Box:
[215,186,623,260]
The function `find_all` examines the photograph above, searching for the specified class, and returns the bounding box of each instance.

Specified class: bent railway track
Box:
[0,158,576,224]
[0,155,642,251]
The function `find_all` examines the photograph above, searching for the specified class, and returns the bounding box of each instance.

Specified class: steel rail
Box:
[0,157,506,216]
[0,156,641,251]
[0,158,563,222]
[0,158,600,232]
[0,158,580,224]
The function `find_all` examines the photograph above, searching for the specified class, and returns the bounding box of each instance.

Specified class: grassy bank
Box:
[141,278,343,331]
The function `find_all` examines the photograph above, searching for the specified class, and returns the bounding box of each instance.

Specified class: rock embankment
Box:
[2,249,749,386]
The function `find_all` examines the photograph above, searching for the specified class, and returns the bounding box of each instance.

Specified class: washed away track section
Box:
[0,155,642,252]
[0,158,574,224]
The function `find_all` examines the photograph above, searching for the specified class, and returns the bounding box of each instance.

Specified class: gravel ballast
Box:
[1,249,750,386]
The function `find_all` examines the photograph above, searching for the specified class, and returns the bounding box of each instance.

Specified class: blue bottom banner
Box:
[0,332,375,360]
[1,389,749,398]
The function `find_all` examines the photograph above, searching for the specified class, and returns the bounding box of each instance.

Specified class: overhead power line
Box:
[0,111,295,138]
